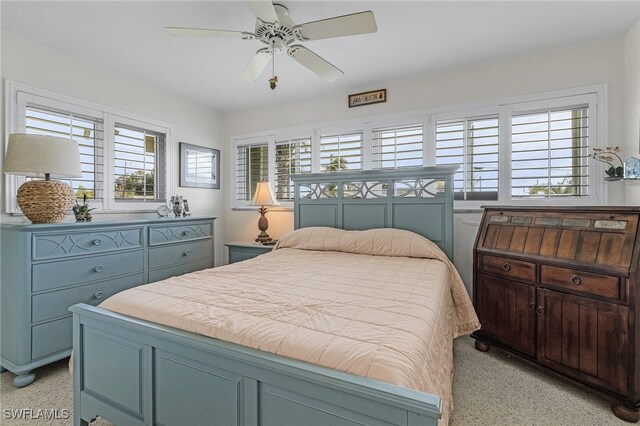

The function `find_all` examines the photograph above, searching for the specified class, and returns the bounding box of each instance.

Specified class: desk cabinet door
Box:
[476,274,536,357]
[536,289,629,396]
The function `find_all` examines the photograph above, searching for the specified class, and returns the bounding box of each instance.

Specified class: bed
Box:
[70,166,479,426]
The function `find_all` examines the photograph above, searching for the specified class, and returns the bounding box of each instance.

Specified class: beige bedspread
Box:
[100,227,480,423]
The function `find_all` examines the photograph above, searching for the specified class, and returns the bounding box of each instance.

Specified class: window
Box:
[6,82,174,214]
[114,123,166,202]
[511,106,589,198]
[236,144,268,202]
[320,131,363,172]
[436,116,499,200]
[275,138,311,201]
[25,105,104,200]
[231,86,604,209]
[372,123,423,169]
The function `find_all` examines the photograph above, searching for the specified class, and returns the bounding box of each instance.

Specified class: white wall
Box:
[0,31,227,266]
[625,21,640,205]
[223,36,629,291]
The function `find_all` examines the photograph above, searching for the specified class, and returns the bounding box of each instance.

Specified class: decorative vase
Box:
[172,201,183,217]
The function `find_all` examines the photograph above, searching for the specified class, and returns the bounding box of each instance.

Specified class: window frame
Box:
[507,94,598,205]
[434,112,500,202]
[230,85,607,210]
[4,80,175,214]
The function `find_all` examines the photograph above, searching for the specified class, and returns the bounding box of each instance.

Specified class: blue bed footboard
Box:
[71,304,441,426]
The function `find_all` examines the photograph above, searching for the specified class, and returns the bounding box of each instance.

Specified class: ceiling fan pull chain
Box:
[269,38,278,90]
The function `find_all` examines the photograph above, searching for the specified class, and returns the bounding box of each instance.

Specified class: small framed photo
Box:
[624,157,640,180]
[180,142,220,189]
[182,199,191,216]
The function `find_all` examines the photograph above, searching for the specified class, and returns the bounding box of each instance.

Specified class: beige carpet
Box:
[0,337,628,425]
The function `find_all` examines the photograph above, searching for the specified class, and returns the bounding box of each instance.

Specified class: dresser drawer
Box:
[33,227,143,260]
[540,265,620,300]
[148,258,213,282]
[31,316,72,360]
[149,240,213,269]
[32,250,144,292]
[149,222,213,246]
[32,273,144,323]
[480,255,536,282]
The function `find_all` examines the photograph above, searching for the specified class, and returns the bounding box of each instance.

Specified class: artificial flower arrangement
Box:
[592,146,624,179]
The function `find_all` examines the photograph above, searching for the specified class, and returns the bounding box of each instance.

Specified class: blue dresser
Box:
[0,216,216,387]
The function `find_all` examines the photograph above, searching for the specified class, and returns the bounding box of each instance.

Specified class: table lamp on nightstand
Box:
[249,181,280,244]
[3,133,82,223]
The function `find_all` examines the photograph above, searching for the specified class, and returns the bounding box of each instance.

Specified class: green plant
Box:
[592,146,624,178]
[72,194,95,221]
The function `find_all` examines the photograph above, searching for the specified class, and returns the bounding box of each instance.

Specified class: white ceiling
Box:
[2,1,638,113]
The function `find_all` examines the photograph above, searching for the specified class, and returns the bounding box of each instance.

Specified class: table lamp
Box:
[249,181,280,243]
[4,133,82,223]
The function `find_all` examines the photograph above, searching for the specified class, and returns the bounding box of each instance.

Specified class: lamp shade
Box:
[250,181,280,207]
[4,133,82,179]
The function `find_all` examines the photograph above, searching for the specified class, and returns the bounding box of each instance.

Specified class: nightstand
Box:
[225,242,274,264]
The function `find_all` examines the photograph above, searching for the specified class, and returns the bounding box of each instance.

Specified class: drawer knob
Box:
[536,306,545,316]
[94,265,104,273]
[183,230,191,236]
[570,275,582,285]
[183,250,191,256]
[93,238,102,246]
[94,291,104,299]
[528,303,535,311]
[502,263,511,272]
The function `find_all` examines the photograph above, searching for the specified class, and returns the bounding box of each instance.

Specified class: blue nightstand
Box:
[225,241,274,264]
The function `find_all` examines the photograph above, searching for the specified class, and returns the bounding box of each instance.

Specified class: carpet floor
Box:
[0,337,628,425]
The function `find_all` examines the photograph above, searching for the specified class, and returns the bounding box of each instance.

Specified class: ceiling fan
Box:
[166,0,377,89]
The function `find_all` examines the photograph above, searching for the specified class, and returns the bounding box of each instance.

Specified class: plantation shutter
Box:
[275,138,311,201]
[320,131,363,172]
[436,116,499,200]
[25,105,104,200]
[372,123,423,169]
[237,144,268,201]
[114,123,166,202]
[511,106,589,198]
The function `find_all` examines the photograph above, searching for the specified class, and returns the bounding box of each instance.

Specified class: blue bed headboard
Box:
[292,166,458,260]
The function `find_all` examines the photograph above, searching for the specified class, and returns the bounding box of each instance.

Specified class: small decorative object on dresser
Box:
[0,216,216,387]
[170,195,183,217]
[225,241,274,264]
[624,157,640,180]
[156,204,170,217]
[472,206,640,422]
[182,199,191,216]
[72,194,94,221]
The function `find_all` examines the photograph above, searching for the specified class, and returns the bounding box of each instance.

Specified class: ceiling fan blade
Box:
[166,27,253,39]
[240,49,272,81]
[246,0,278,23]
[288,45,343,83]
[296,11,377,41]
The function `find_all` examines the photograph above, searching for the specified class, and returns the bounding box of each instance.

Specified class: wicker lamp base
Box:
[17,180,75,223]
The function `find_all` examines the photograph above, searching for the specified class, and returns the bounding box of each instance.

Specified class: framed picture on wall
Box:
[179,143,220,189]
